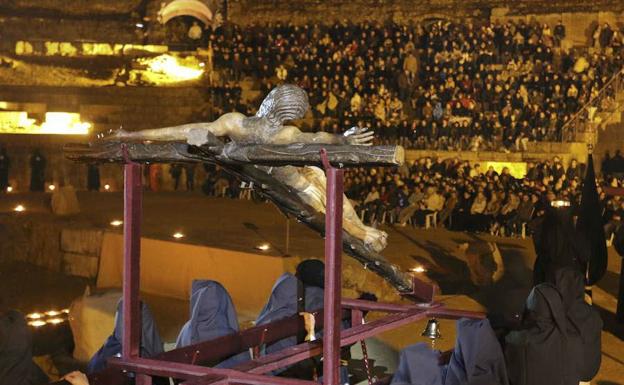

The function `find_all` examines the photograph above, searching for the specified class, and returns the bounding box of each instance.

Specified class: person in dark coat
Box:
[30,149,46,192]
[615,223,624,322]
[0,308,49,385]
[87,164,100,192]
[169,164,183,191]
[175,280,248,368]
[87,300,164,374]
[184,164,196,191]
[0,146,9,192]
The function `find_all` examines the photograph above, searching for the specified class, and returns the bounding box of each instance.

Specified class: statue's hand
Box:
[96,127,127,141]
[343,126,374,146]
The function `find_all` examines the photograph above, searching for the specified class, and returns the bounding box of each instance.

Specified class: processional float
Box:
[65,84,483,385]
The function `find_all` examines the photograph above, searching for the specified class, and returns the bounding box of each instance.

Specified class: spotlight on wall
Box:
[46,318,64,325]
[173,232,185,239]
[255,243,271,251]
[110,220,123,227]
[104,184,111,191]
[410,266,426,273]
[14,204,25,212]
[28,320,46,327]
[6,186,13,193]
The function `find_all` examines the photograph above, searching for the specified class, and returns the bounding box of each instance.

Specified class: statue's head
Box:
[256,84,310,127]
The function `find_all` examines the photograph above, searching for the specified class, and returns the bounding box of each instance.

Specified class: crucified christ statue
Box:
[109,84,388,252]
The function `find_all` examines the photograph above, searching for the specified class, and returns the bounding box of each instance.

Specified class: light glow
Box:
[138,54,204,83]
[0,111,90,135]
[39,112,91,135]
[28,320,46,327]
[6,186,12,192]
[48,185,56,191]
[14,204,25,212]
[173,232,185,239]
[110,220,123,227]
[255,243,270,251]
[27,312,43,319]
[45,310,60,317]
[104,184,111,191]
[46,318,64,325]
[410,266,426,273]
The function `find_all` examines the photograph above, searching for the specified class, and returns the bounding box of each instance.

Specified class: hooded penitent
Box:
[255,272,325,357]
[551,267,602,381]
[0,310,49,385]
[390,343,443,385]
[391,318,509,385]
[576,154,607,286]
[175,280,249,368]
[444,318,509,385]
[176,280,239,348]
[87,300,164,374]
[532,206,588,285]
[505,281,593,385]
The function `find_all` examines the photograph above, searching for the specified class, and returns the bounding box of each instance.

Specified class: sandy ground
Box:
[0,191,623,383]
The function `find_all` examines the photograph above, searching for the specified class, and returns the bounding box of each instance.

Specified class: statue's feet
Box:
[363,226,388,252]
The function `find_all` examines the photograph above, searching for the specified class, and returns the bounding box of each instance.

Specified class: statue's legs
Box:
[297,166,388,252]
[270,165,387,250]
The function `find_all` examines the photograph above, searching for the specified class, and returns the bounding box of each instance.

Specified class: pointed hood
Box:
[176,280,239,348]
[576,154,607,285]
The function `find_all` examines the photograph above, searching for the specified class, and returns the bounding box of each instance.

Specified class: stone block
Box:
[62,253,99,279]
[61,228,103,255]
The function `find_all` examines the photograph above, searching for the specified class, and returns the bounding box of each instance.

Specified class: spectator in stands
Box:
[188,21,203,45]
[185,163,196,191]
[29,148,46,192]
[0,146,10,192]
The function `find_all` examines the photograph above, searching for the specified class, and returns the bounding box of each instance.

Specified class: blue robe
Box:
[444,318,509,385]
[87,301,164,374]
[175,280,248,368]
[392,318,508,385]
[256,273,325,355]
[391,343,443,385]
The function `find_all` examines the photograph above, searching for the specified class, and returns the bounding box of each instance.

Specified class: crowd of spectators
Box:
[204,153,624,240]
[344,154,624,238]
[198,19,624,151]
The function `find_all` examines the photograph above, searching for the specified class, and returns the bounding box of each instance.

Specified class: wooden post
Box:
[321,149,343,385]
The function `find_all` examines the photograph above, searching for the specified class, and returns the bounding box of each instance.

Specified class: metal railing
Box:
[561,67,624,142]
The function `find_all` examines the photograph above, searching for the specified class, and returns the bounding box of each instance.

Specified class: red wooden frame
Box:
[90,149,484,385]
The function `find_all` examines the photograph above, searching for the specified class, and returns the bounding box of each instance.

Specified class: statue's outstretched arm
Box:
[109,112,246,145]
[277,126,375,146]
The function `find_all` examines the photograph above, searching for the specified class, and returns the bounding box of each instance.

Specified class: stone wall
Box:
[0,214,102,279]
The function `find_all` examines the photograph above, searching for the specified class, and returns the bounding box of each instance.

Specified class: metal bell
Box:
[421,318,442,340]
